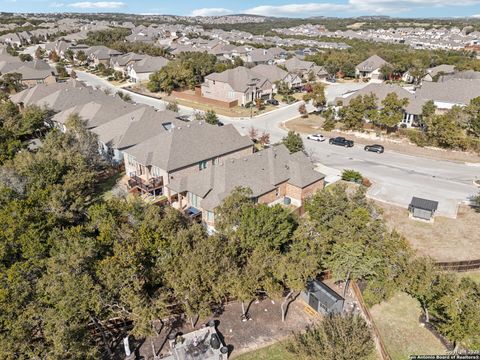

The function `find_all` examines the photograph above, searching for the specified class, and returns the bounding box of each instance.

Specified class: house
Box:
[300,280,344,315]
[167,144,325,232]
[111,52,147,74]
[251,64,302,90]
[422,64,456,82]
[201,66,273,106]
[126,56,169,83]
[409,197,438,221]
[84,45,122,66]
[355,55,390,80]
[335,83,422,127]
[0,59,57,87]
[284,57,315,79]
[123,121,254,201]
[415,78,480,110]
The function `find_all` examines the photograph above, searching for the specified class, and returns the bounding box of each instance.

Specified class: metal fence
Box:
[435,259,480,272]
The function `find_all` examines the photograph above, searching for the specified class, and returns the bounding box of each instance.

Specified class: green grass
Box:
[458,271,480,284]
[370,292,446,360]
[234,342,295,360]
[94,171,123,200]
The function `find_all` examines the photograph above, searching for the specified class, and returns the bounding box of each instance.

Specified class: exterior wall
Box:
[285,179,324,202]
[257,182,287,204]
[22,75,56,87]
[201,79,245,105]
[172,89,238,108]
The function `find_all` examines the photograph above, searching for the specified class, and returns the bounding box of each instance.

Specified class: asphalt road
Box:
[76,71,480,217]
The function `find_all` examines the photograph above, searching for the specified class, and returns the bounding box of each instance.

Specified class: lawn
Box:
[377,202,480,261]
[370,292,446,360]
[283,113,325,134]
[233,342,295,360]
[458,271,480,284]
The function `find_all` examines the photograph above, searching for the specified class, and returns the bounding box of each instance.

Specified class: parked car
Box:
[307,134,325,142]
[364,144,384,153]
[329,137,354,147]
[266,99,279,106]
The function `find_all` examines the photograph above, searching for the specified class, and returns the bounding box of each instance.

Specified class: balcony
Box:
[128,172,163,193]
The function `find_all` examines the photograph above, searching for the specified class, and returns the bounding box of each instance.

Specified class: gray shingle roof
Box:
[356,55,390,72]
[415,79,480,106]
[204,66,271,93]
[168,144,325,211]
[124,121,253,173]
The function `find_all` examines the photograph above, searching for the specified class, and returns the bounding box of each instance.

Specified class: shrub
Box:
[403,129,430,147]
[341,169,363,183]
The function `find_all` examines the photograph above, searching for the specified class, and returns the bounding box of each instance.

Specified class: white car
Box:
[307,134,325,142]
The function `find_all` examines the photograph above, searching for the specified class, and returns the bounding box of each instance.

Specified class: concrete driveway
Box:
[76,71,479,217]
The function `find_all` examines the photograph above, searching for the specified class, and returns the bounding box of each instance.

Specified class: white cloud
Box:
[245,3,348,16]
[241,0,480,17]
[69,1,125,9]
[191,8,233,16]
[50,2,65,7]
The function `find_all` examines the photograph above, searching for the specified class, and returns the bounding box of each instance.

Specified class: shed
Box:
[300,280,344,315]
[409,197,439,220]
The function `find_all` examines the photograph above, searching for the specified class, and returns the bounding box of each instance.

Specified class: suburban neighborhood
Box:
[0,7,479,360]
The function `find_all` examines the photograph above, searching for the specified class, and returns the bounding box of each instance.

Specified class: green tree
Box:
[166,101,179,112]
[76,50,87,65]
[282,131,304,153]
[465,96,480,138]
[287,313,374,360]
[303,83,326,108]
[204,109,218,125]
[377,92,409,129]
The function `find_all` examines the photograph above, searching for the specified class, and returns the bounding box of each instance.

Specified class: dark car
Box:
[329,137,354,147]
[266,99,279,106]
[364,144,384,153]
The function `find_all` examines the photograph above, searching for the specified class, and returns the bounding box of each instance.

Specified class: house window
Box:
[187,192,200,208]
[206,211,214,222]
[199,160,207,170]
[275,187,280,197]
[127,154,135,166]
[151,166,161,178]
[228,91,235,99]
[211,157,219,165]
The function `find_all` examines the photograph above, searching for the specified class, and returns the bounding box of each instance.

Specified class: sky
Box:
[2,0,480,18]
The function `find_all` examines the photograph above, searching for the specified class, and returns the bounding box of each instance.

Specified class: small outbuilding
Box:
[301,280,344,315]
[409,197,439,221]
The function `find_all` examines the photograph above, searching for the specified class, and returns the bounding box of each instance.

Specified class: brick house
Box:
[167,144,325,233]
[122,121,254,200]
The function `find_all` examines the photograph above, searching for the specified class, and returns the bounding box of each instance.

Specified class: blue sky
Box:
[3,0,480,18]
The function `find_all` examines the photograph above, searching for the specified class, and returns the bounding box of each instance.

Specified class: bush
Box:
[341,169,363,183]
[323,118,336,131]
[403,129,430,147]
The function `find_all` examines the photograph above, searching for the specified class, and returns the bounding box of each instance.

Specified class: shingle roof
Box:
[124,121,253,172]
[168,144,325,211]
[284,57,314,73]
[356,55,390,72]
[251,64,288,83]
[409,197,438,212]
[415,79,480,106]
[131,56,169,73]
[204,66,271,93]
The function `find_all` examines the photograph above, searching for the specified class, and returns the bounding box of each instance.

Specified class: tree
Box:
[0,72,24,93]
[303,83,326,109]
[34,46,44,59]
[322,105,336,131]
[282,131,304,153]
[420,100,436,129]
[298,103,308,118]
[64,48,74,64]
[465,96,480,138]
[76,50,87,65]
[166,101,179,112]
[406,258,437,323]
[204,110,218,125]
[338,94,378,130]
[49,49,60,63]
[377,92,409,129]
[18,54,33,62]
[56,64,68,78]
[287,314,374,360]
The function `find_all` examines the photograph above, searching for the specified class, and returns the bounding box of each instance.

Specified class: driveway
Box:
[76,71,478,217]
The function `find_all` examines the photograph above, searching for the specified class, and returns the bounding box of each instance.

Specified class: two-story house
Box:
[167,144,325,233]
[123,121,254,200]
[201,66,273,106]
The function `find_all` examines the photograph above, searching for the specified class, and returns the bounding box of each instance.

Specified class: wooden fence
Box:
[435,259,480,272]
[351,282,392,360]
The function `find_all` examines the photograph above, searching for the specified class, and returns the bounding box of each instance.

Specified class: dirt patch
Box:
[377,202,480,262]
[135,298,318,360]
[284,117,480,163]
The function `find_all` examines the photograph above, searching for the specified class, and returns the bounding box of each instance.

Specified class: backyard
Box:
[377,202,480,262]
[370,292,447,360]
